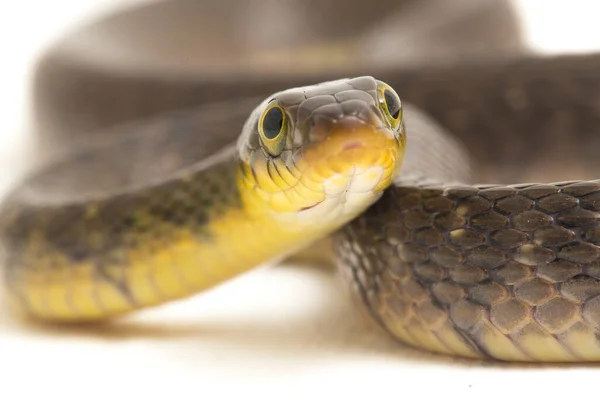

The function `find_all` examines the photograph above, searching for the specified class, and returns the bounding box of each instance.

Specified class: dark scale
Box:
[336,179,600,360]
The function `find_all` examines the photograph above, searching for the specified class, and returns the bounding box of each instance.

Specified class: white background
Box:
[1,1,600,399]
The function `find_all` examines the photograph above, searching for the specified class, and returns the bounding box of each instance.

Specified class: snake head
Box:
[237,76,406,226]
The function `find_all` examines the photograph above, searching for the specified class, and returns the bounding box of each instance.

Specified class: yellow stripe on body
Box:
[13,165,347,321]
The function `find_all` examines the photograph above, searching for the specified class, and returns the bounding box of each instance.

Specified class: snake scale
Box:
[4,0,600,362]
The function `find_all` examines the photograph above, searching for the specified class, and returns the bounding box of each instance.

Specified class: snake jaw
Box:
[284,164,386,228]
[279,119,401,226]
[299,199,324,211]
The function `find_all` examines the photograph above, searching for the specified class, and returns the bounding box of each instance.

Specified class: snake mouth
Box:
[341,141,365,151]
[285,118,402,221]
[300,117,399,174]
[299,199,324,211]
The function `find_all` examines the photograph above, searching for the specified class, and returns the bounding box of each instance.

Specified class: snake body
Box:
[338,168,600,362]
[0,77,403,320]
[5,0,600,363]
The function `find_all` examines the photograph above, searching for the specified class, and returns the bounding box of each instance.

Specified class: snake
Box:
[5,0,600,363]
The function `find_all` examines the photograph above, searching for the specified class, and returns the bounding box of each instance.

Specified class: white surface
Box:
[1,2,600,399]
[0,1,131,192]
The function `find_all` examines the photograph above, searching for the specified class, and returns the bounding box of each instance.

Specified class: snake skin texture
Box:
[334,114,600,363]
[337,180,600,362]
[328,58,600,362]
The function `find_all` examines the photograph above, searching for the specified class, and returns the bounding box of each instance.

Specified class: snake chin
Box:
[295,165,385,224]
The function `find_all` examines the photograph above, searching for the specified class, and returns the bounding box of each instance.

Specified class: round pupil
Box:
[263,107,284,139]
[384,89,400,119]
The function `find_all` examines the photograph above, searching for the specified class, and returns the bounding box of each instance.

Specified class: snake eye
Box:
[259,102,288,156]
[377,82,402,130]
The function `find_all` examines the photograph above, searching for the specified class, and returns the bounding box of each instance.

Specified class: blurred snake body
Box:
[4,68,600,364]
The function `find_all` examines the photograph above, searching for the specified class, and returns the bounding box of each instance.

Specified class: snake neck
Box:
[1,149,385,321]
